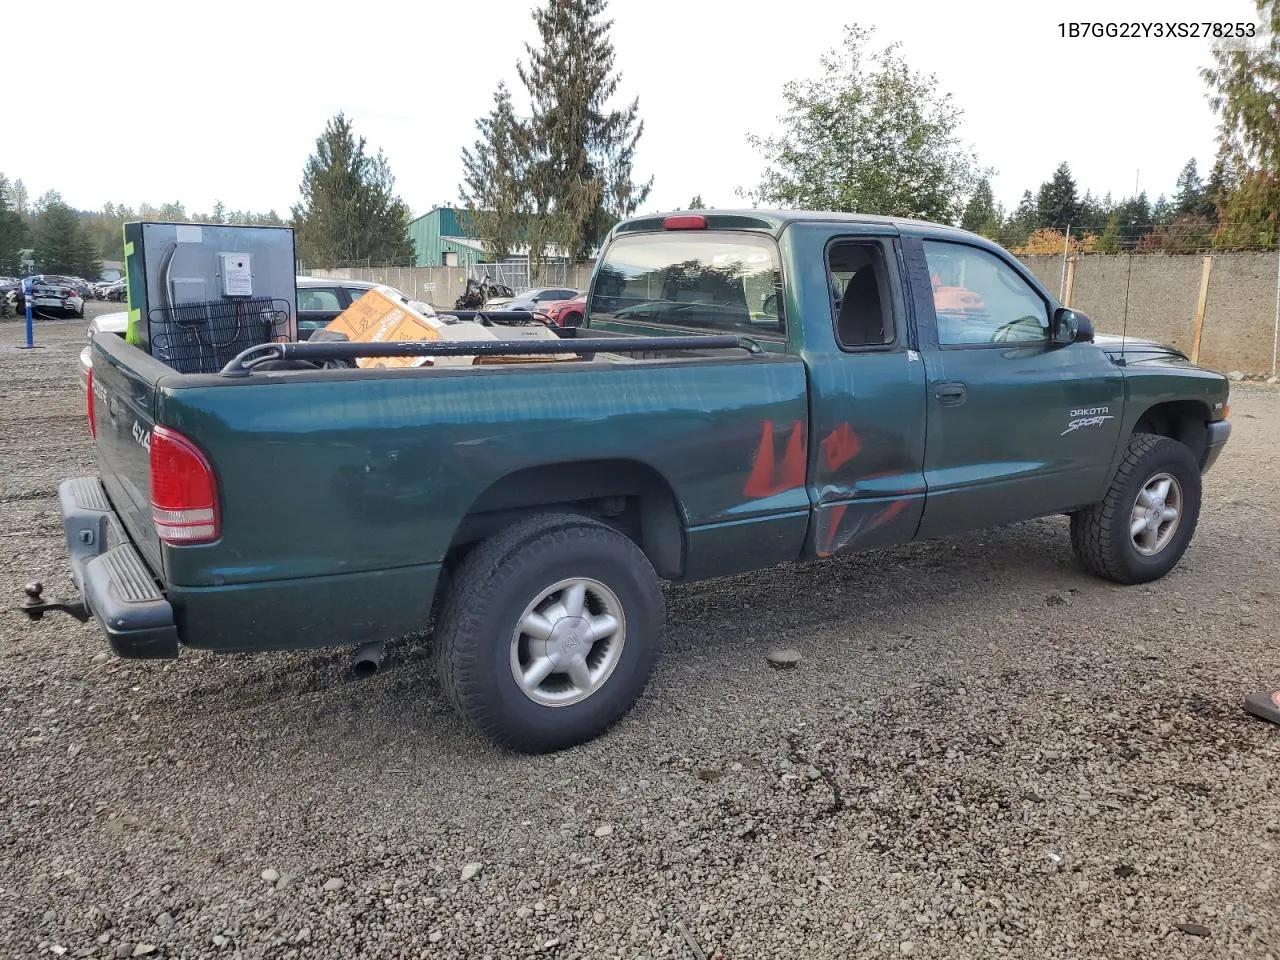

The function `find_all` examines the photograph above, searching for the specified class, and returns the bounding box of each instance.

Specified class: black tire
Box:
[563,312,582,327]
[433,512,665,753]
[1070,432,1202,584]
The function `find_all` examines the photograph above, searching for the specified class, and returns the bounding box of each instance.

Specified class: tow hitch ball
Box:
[18,582,91,623]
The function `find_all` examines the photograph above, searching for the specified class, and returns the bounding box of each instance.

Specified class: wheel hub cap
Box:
[1130,473,1182,557]
[547,616,591,664]
[509,578,627,708]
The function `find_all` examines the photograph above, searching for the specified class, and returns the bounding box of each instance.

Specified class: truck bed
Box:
[88,328,810,653]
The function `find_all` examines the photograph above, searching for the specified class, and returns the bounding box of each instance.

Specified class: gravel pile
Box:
[2,316,1278,958]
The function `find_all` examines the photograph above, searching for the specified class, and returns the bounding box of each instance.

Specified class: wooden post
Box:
[1190,255,1213,364]
[1064,257,1077,307]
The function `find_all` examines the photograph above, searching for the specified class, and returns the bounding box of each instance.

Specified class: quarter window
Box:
[922,241,1048,346]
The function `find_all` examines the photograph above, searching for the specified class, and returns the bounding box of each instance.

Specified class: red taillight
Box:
[149,426,220,545]
[86,368,96,438]
[663,214,706,230]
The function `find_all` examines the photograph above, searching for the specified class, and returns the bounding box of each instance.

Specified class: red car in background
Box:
[535,293,587,327]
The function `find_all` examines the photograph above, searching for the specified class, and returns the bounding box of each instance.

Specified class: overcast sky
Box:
[8,0,1261,221]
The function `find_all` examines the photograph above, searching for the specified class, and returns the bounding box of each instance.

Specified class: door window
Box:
[922,241,1048,346]
[827,241,895,349]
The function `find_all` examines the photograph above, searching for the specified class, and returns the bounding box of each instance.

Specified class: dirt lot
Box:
[2,313,1279,960]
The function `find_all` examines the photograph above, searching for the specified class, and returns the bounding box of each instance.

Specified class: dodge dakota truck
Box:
[22,210,1232,753]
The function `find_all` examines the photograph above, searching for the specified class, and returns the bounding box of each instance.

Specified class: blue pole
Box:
[23,277,34,348]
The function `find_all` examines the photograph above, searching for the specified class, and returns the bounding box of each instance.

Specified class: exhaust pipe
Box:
[352,641,385,678]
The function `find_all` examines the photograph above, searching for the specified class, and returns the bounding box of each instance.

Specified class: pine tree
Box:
[33,202,101,277]
[1002,190,1038,245]
[1205,147,1238,218]
[1173,159,1205,216]
[960,178,998,233]
[1151,194,1172,226]
[1201,0,1280,172]
[1076,190,1110,234]
[517,0,652,260]
[1095,213,1122,253]
[688,194,707,210]
[291,112,415,268]
[1034,162,1080,228]
[0,174,27,276]
[1111,192,1152,248]
[1200,2,1279,248]
[460,82,537,261]
[9,179,29,218]
[34,190,64,216]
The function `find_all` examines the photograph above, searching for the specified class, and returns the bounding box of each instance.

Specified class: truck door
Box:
[799,235,929,558]
[904,236,1125,539]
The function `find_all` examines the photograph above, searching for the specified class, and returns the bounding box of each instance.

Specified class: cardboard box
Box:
[325,290,578,367]
[324,288,446,369]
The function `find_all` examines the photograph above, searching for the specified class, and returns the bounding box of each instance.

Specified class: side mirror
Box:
[1053,307,1093,345]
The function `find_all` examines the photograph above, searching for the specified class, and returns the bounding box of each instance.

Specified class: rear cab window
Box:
[588,231,785,340]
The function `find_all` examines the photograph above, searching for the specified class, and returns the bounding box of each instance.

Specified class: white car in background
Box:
[78,276,435,389]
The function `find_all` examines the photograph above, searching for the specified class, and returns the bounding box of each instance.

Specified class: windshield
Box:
[589,231,785,338]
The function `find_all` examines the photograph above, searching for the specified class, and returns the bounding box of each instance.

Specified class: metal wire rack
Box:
[149,298,289,374]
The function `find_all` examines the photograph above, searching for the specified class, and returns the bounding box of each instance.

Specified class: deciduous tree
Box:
[740,25,984,222]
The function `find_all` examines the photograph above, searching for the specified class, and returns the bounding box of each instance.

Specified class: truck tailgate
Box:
[90,334,169,577]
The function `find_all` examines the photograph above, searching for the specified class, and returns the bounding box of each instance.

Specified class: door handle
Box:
[934,381,967,405]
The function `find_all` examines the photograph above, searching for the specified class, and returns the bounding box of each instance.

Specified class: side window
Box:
[922,240,1048,346]
[827,241,895,349]
[298,288,342,312]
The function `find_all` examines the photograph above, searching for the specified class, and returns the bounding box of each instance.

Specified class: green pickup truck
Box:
[23,210,1232,753]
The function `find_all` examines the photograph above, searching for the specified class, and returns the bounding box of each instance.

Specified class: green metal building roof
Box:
[408,207,489,267]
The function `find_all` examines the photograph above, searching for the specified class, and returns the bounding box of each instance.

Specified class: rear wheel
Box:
[433,513,665,753]
[1070,432,1202,584]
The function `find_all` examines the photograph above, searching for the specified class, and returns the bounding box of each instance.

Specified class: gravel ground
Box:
[2,314,1279,960]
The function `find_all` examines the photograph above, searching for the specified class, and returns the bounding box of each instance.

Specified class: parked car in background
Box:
[65,277,95,300]
[535,292,587,327]
[24,275,85,318]
[0,278,20,313]
[483,286,580,312]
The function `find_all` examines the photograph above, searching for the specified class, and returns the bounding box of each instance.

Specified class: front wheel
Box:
[433,512,665,753]
[1070,432,1202,584]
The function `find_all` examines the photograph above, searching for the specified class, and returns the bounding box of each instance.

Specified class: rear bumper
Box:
[1202,419,1231,475]
[59,477,178,659]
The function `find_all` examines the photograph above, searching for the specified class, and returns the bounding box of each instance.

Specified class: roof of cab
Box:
[609,208,981,243]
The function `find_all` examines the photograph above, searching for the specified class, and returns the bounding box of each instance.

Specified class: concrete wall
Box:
[1021,252,1279,374]
[309,263,598,311]
[315,253,1280,374]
